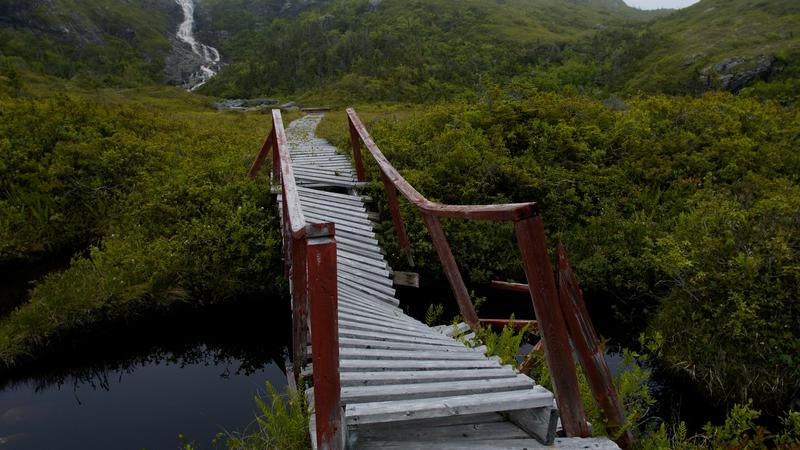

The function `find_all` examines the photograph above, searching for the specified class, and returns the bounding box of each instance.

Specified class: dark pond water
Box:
[0,297,291,450]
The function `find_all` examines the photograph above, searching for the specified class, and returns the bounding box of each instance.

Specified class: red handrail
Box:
[249,110,344,450]
[346,108,590,438]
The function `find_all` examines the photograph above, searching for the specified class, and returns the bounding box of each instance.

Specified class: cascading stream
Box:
[175,0,221,91]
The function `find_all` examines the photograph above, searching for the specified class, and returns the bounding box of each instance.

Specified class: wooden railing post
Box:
[248,128,275,179]
[380,171,414,266]
[557,242,632,448]
[514,215,590,438]
[307,226,344,450]
[291,235,308,380]
[348,116,366,182]
[421,214,479,330]
[271,127,280,184]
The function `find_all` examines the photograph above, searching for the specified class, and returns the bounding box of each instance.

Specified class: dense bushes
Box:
[318,88,800,416]
[0,89,284,367]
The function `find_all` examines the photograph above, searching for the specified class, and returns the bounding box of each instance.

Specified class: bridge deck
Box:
[280,114,619,450]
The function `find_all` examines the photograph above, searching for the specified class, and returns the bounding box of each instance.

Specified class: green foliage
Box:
[424,303,445,326]
[478,317,530,366]
[196,0,654,101]
[224,382,311,450]
[0,0,174,86]
[0,87,283,367]
[318,87,800,415]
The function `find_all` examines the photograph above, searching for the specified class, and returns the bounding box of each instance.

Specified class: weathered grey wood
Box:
[298,186,368,205]
[341,375,534,403]
[356,437,621,450]
[345,388,553,425]
[338,284,399,307]
[337,250,389,269]
[338,265,391,288]
[508,406,559,445]
[357,420,530,441]
[392,271,419,287]
[339,347,491,361]
[339,281,399,306]
[355,412,506,429]
[337,337,483,354]
[338,308,429,331]
[338,318,454,340]
[339,359,504,372]
[337,328,467,347]
[338,256,390,277]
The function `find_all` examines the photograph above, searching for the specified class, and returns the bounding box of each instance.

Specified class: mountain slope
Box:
[0,0,177,84]
[195,0,658,100]
[622,0,800,94]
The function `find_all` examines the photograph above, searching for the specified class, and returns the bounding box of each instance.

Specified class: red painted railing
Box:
[346,108,591,438]
[249,110,344,450]
[346,109,633,446]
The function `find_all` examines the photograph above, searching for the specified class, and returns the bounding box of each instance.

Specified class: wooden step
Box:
[345,388,553,426]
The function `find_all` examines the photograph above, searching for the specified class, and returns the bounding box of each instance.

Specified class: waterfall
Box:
[175,0,221,91]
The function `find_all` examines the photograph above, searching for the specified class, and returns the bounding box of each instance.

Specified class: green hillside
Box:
[0,0,176,84]
[620,0,800,94]
[195,0,657,100]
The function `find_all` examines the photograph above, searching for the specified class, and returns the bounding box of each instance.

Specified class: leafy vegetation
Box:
[317,86,799,420]
[224,382,311,450]
[0,79,287,367]
[0,0,175,85]
[196,0,656,100]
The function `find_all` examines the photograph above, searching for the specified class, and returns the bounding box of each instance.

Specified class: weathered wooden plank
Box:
[338,257,391,278]
[337,262,393,288]
[337,273,395,299]
[341,375,534,404]
[297,195,367,214]
[337,328,471,347]
[339,359,503,373]
[338,283,397,306]
[345,388,553,425]
[339,347,490,361]
[508,406,559,445]
[338,318,449,339]
[356,420,530,441]
[337,337,482,354]
[356,437,621,450]
[338,280,399,306]
[337,249,389,269]
[354,412,506,429]
[338,311,431,333]
[297,186,366,203]
[337,292,403,315]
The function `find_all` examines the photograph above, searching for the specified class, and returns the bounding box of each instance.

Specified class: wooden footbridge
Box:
[248,110,630,450]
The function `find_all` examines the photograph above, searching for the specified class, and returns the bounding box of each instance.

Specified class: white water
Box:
[175,0,221,91]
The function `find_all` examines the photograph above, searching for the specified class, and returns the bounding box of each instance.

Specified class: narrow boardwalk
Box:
[280,114,619,449]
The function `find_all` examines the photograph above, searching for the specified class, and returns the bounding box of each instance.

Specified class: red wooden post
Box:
[291,235,308,380]
[248,128,274,179]
[491,280,531,293]
[348,117,366,182]
[307,228,344,450]
[281,184,293,278]
[270,127,280,184]
[380,171,414,266]
[421,213,480,330]
[514,215,590,437]
[557,242,633,448]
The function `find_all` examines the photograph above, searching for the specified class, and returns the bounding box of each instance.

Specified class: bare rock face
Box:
[700,55,777,92]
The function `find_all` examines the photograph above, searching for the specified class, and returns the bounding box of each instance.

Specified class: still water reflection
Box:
[0,299,290,450]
